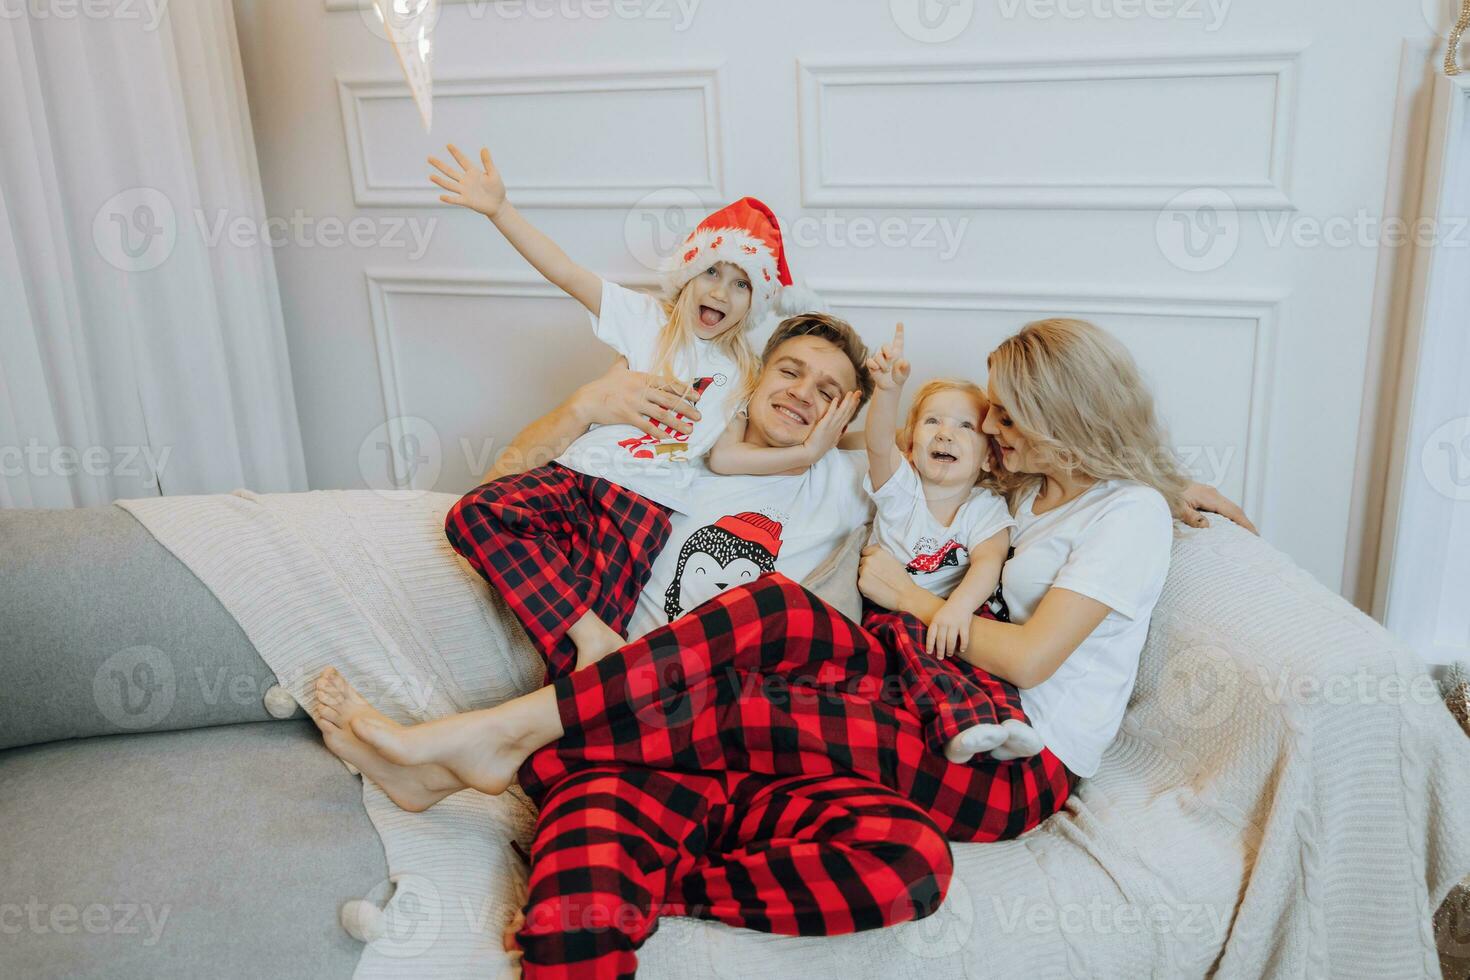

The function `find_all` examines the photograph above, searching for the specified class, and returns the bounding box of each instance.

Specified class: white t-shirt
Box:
[1003,480,1174,778]
[865,461,1015,600]
[626,449,873,640]
[556,281,763,512]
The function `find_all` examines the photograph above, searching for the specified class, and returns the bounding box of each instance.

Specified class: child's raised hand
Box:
[802,390,862,463]
[926,594,971,660]
[864,322,911,391]
[429,144,506,218]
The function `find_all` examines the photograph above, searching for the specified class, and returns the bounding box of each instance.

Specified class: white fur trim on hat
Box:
[661,226,783,320]
[775,282,827,316]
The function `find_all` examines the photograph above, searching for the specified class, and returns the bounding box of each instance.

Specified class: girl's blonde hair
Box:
[649,271,761,395]
[900,378,1005,494]
[986,318,1190,519]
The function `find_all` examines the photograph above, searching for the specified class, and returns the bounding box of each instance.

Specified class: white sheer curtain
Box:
[0,0,306,508]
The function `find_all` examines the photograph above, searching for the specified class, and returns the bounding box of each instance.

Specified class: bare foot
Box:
[944,723,1007,765]
[351,704,535,797]
[312,667,464,812]
[502,910,525,952]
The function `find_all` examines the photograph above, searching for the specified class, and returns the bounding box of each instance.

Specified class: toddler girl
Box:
[863,323,1045,764]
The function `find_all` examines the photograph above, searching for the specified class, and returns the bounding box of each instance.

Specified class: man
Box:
[314,314,955,978]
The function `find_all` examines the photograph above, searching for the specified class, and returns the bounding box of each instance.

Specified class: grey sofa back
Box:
[0,505,294,751]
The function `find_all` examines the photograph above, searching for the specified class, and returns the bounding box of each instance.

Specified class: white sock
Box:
[989,718,1044,761]
[944,724,1007,765]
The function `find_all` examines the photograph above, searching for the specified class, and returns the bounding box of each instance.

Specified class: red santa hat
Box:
[662,197,824,324]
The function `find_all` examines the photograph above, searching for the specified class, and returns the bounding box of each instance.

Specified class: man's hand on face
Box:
[800,390,862,464]
[576,357,703,441]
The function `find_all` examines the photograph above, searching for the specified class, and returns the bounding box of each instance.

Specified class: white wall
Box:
[232,0,1448,596]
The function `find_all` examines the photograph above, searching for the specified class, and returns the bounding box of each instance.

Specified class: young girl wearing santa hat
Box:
[431,142,836,674]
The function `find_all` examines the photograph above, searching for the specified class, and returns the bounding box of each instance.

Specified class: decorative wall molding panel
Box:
[338,65,725,207]
[799,50,1300,210]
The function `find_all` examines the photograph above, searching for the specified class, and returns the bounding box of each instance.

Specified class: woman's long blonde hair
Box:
[648,273,762,395]
[986,318,1191,519]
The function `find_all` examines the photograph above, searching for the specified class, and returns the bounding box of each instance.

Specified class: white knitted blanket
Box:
[118,489,1470,979]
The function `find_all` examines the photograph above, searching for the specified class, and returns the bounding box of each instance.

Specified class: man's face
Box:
[745,335,859,449]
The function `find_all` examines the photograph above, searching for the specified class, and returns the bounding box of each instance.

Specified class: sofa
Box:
[3,492,1469,979]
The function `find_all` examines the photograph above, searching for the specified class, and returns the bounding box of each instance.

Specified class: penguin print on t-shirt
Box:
[662,510,785,622]
[905,535,967,576]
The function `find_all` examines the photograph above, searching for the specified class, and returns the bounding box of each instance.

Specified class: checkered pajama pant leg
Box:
[519,572,1074,844]
[443,463,672,679]
[860,600,1031,753]
[516,764,954,979]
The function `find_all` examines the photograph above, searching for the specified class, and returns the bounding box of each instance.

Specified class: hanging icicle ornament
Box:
[1447,0,1470,75]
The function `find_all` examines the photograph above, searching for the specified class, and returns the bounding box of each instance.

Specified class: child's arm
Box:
[863,323,909,492]
[706,392,862,476]
[925,528,1008,659]
[430,143,603,315]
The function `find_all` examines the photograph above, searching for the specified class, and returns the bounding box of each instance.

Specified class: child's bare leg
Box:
[566,610,627,670]
[312,667,466,812]
[353,685,563,796]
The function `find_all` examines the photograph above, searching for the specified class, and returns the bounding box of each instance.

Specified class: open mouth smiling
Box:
[773,404,810,426]
[698,305,725,327]
[929,449,957,463]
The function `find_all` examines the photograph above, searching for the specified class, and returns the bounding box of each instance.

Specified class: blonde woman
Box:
[857,317,1200,781]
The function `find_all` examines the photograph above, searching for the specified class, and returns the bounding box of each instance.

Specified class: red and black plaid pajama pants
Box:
[516,765,953,979]
[447,477,951,978]
[443,463,672,678]
[522,572,1075,844]
[860,597,1032,753]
